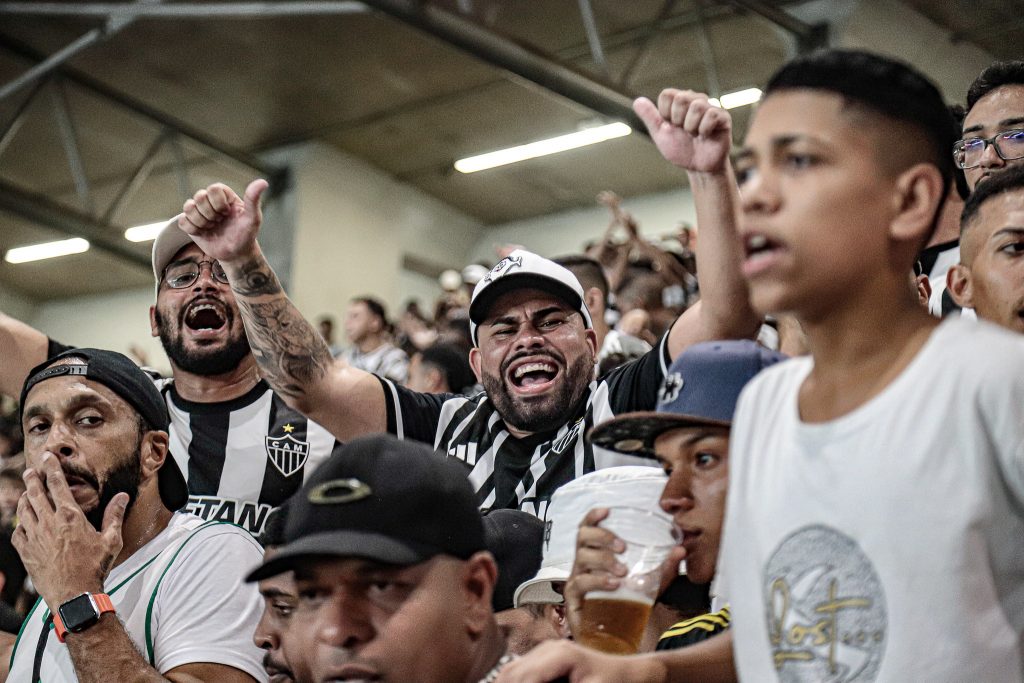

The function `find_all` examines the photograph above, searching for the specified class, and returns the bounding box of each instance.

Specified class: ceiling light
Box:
[454,122,632,174]
[124,220,171,242]
[709,87,763,110]
[4,238,90,264]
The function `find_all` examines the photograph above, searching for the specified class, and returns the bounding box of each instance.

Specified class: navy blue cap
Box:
[589,340,787,458]
[482,509,545,612]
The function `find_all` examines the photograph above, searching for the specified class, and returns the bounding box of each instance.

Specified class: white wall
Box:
[0,284,35,322]
[470,187,696,262]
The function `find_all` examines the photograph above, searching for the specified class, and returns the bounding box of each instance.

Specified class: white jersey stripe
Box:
[218,390,273,501]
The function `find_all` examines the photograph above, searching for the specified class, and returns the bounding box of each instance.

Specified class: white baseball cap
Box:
[513,466,671,608]
[468,249,593,346]
[151,215,193,297]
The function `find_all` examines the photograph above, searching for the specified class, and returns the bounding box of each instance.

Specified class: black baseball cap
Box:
[482,509,544,612]
[589,340,787,459]
[20,348,188,512]
[247,434,486,582]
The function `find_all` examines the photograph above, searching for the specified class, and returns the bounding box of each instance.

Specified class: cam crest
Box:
[266,432,310,477]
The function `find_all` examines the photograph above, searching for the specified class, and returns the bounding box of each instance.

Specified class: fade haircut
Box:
[960,165,1024,234]
[554,255,609,299]
[766,49,958,206]
[420,343,476,394]
[967,60,1024,110]
[352,296,387,326]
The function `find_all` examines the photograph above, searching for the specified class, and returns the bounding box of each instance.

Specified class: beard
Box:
[154,305,252,376]
[481,352,593,434]
[63,439,142,531]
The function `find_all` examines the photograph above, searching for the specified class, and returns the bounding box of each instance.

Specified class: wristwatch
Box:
[53,593,115,642]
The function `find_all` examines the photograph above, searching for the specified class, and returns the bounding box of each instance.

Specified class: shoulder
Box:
[162,516,263,569]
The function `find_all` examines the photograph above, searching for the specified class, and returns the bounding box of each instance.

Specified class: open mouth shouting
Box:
[505,355,563,396]
[182,298,229,340]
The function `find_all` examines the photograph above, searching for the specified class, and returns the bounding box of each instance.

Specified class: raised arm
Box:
[177,180,387,441]
[633,90,760,360]
[0,312,50,398]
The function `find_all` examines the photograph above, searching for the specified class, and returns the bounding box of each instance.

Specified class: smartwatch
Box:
[54,593,115,643]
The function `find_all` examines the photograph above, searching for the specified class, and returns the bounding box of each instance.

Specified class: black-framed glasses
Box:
[953,129,1024,169]
[162,259,229,289]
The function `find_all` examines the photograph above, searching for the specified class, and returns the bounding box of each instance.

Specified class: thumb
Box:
[658,545,687,593]
[101,493,129,540]
[632,97,664,136]
[243,178,269,216]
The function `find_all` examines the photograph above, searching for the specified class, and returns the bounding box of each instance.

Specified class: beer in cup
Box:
[575,506,680,654]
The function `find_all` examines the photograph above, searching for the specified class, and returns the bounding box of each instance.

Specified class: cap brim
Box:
[469,274,586,327]
[246,530,439,582]
[588,412,730,459]
[513,566,570,607]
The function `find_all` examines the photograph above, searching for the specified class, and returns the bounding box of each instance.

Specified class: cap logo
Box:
[658,372,684,404]
[307,478,372,505]
[482,255,523,283]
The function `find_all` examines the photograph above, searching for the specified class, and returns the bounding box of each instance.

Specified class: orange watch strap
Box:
[53,593,115,643]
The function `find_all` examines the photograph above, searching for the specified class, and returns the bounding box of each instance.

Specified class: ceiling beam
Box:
[725,0,828,52]
[0,178,150,270]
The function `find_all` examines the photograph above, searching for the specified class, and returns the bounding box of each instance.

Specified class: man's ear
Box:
[946,263,974,309]
[468,347,483,384]
[584,328,598,360]
[548,604,572,639]
[462,552,498,637]
[426,367,446,394]
[583,287,604,319]
[139,429,171,481]
[149,305,159,338]
[890,163,945,246]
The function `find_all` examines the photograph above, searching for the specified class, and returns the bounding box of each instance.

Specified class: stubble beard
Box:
[482,354,593,434]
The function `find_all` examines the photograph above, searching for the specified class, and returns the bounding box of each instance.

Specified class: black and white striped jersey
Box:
[380,337,670,518]
[158,379,337,535]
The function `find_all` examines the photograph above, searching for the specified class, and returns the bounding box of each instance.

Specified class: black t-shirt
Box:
[380,336,670,517]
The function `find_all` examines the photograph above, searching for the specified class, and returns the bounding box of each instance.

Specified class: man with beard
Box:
[172,88,759,516]
[6,348,265,682]
[0,222,337,535]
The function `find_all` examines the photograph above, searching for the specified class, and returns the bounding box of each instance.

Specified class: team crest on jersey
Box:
[266,432,309,477]
[658,372,684,405]
[550,418,584,455]
[483,254,523,283]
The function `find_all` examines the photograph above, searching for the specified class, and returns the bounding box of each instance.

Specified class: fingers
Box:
[21,466,54,519]
[651,88,731,136]
[180,182,241,231]
[496,640,578,683]
[100,493,129,556]
[40,452,77,510]
[632,96,664,136]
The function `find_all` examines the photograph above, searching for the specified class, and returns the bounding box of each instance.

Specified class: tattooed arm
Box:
[177,180,387,441]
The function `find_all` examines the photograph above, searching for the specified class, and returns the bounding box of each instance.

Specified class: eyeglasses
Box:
[162,259,229,289]
[953,128,1024,170]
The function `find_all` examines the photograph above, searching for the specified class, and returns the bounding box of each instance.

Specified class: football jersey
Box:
[158,379,337,535]
[380,337,670,517]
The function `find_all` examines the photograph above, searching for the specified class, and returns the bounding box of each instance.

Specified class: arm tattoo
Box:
[228,258,332,402]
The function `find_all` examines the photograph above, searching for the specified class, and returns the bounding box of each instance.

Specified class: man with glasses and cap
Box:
[0,219,337,536]
[6,348,266,683]
[167,87,760,516]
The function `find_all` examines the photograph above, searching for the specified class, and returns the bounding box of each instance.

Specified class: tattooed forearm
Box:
[231,258,284,297]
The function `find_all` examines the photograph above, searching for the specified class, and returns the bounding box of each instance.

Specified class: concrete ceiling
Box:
[0,0,1014,302]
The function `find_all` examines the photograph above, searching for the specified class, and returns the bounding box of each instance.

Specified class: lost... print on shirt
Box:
[764,525,887,682]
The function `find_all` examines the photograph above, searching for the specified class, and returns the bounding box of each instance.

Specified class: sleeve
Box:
[149,526,268,681]
[377,376,453,444]
[602,332,671,415]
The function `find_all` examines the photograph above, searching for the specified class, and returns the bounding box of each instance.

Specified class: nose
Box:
[42,422,75,460]
[512,322,545,351]
[315,590,375,651]
[253,614,280,651]
[659,477,694,516]
[191,262,221,292]
[979,139,1006,169]
[738,167,780,216]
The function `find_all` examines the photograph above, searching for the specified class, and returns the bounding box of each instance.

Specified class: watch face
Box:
[59,594,99,632]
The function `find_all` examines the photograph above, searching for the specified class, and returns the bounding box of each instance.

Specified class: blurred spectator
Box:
[317,315,342,358]
[406,343,477,395]
[0,470,24,531]
[0,530,25,633]
[342,296,410,383]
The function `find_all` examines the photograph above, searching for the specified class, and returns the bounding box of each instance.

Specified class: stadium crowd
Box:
[0,49,1022,682]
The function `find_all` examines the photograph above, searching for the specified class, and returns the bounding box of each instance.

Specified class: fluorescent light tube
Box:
[718,87,763,109]
[5,238,90,264]
[454,122,632,173]
[124,220,170,242]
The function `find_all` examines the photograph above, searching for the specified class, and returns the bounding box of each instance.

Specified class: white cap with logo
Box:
[468,249,593,346]
[151,215,193,297]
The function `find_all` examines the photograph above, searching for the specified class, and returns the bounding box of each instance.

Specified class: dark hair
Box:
[0,530,26,607]
[419,343,475,394]
[766,49,958,200]
[554,255,609,299]
[258,504,288,548]
[352,296,387,325]
[948,104,970,201]
[967,60,1024,110]
[0,470,23,488]
[961,165,1024,232]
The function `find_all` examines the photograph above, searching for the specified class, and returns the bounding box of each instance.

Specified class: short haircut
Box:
[766,49,958,201]
[352,296,387,325]
[967,60,1024,110]
[554,255,609,299]
[960,165,1024,232]
[948,104,970,200]
[258,505,288,548]
[419,343,475,394]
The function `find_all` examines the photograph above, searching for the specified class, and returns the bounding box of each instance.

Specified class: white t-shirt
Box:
[719,318,1024,682]
[9,513,267,682]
